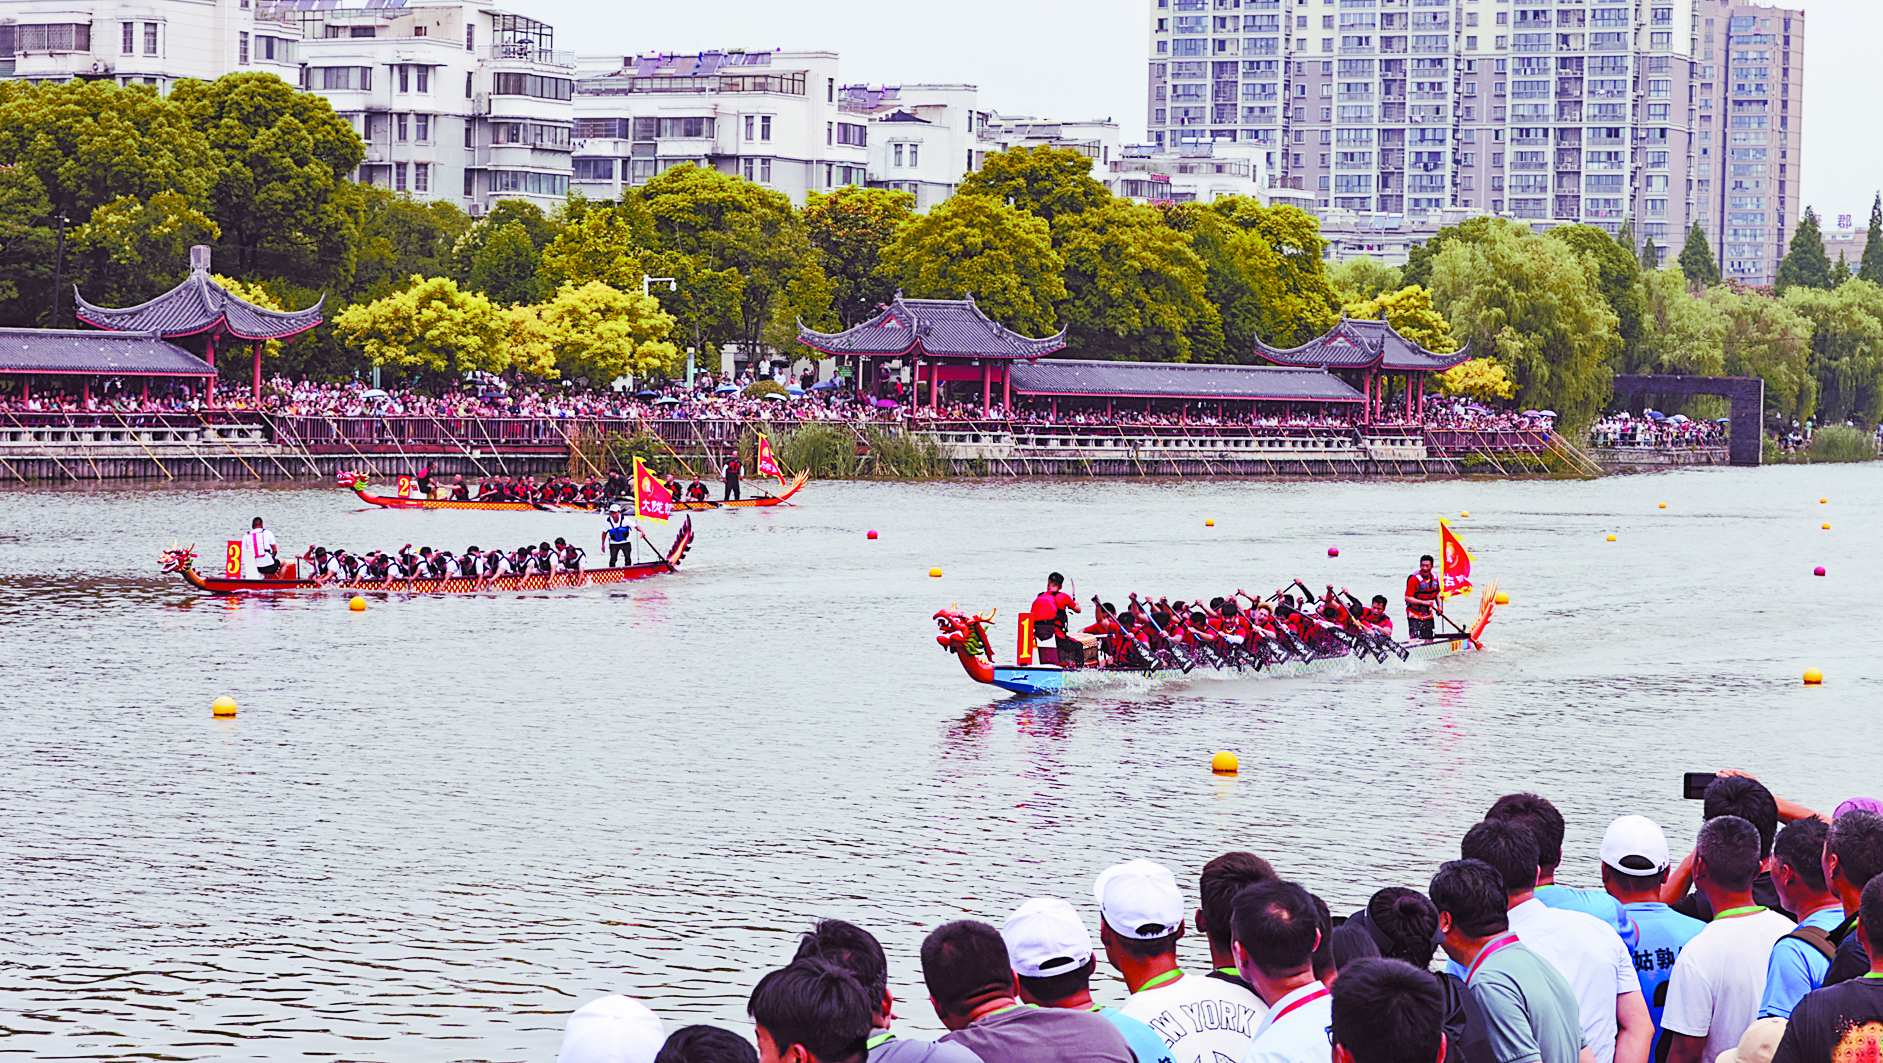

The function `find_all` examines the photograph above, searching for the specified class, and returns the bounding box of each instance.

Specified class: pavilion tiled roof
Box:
[75,271,324,341]
[0,328,216,376]
[1254,315,1471,372]
[798,294,1067,360]
[1010,359,1365,403]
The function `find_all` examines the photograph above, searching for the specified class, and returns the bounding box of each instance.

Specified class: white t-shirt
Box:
[1119,970,1267,1063]
[1661,908,1794,1063]
[1242,982,1332,1063]
[1508,897,1639,1063]
[244,527,278,574]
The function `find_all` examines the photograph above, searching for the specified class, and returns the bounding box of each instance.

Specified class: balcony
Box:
[485,45,575,68]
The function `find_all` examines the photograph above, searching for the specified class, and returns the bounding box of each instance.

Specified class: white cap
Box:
[1715,1017,1787,1063]
[1601,815,1672,875]
[555,994,666,1063]
[1003,897,1096,978]
[1094,859,1184,940]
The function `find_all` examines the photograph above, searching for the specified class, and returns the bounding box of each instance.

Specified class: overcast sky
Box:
[536,0,1877,229]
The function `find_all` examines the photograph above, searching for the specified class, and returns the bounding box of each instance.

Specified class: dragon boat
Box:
[935,583,1497,695]
[159,518,693,595]
[341,471,809,512]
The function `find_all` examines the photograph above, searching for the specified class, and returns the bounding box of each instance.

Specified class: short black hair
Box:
[1109,927,1182,961]
[1704,776,1779,858]
[1049,572,1065,586]
[747,958,870,1063]
[1199,851,1278,953]
[1365,888,1441,966]
[1603,864,1667,894]
[1016,955,1098,1006]
[1230,879,1319,978]
[1827,810,1883,891]
[1861,874,1883,937]
[1420,554,1434,563]
[252,517,264,527]
[1329,915,1381,972]
[1461,819,1541,895]
[1330,958,1447,1063]
[1773,817,1831,893]
[655,1024,760,1063]
[1372,595,1388,606]
[1695,815,1763,892]
[1486,793,1566,869]
[1429,859,1510,939]
[1311,894,1336,982]
[920,920,1012,1017]
[793,919,888,1002]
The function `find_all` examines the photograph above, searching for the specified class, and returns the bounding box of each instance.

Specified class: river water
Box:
[1,467,1878,1061]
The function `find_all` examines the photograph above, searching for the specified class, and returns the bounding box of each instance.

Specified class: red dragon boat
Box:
[159,518,692,595]
[342,471,809,512]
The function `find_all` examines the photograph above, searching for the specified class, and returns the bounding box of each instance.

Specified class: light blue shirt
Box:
[1537,883,1640,952]
[1622,901,1705,1039]
[1757,903,1845,1019]
[1097,1005,1177,1063]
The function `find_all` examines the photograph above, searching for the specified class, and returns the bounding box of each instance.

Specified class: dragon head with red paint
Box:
[933,606,996,660]
[335,469,369,489]
[159,542,197,574]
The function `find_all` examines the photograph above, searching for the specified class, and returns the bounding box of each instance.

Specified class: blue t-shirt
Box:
[1758,903,1846,1019]
[1537,883,1640,951]
[1096,1005,1176,1063]
[1623,901,1705,1038]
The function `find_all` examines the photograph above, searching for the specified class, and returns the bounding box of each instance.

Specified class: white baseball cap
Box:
[1601,815,1672,875]
[1094,859,1184,940]
[555,994,666,1063]
[1003,897,1096,978]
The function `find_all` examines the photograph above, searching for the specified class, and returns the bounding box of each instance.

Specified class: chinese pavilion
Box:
[75,246,325,404]
[797,293,1066,413]
[1254,315,1471,424]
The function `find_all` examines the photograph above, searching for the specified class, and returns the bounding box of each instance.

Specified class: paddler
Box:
[603,505,633,567]
[1028,572,1080,666]
[244,517,281,579]
[1358,594,1393,635]
[1404,553,1443,641]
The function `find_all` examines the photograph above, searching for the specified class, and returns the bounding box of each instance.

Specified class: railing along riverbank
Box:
[0,411,1718,482]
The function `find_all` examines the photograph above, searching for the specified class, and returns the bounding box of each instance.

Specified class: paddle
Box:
[1341,590,1408,661]
[1232,589,1300,663]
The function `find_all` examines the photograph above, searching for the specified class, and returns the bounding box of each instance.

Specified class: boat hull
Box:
[988,636,1483,694]
[169,519,692,595]
[352,471,808,512]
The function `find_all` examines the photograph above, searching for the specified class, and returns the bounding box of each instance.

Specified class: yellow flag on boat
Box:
[632,457,672,523]
[1440,519,1473,598]
[755,433,784,482]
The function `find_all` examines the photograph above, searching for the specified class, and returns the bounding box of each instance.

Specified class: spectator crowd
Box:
[553,775,1883,1063]
[1590,414,1729,450]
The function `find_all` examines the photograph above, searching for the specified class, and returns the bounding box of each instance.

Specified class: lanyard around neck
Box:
[1137,968,1183,992]
[1715,905,1768,919]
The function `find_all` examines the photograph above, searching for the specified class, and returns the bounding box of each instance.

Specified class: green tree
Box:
[1836,252,1853,285]
[1702,285,1815,424]
[70,191,219,307]
[1640,238,1663,270]
[1202,197,1340,348]
[1775,207,1833,294]
[1428,223,1618,430]
[506,281,679,383]
[466,221,542,305]
[1547,223,1644,361]
[877,194,1066,336]
[449,199,558,280]
[1861,194,1883,285]
[335,275,510,382]
[171,72,365,288]
[348,187,471,303]
[1436,358,1517,401]
[637,249,746,367]
[1782,280,1883,425]
[1342,285,1456,353]
[955,146,1111,226]
[1402,216,1512,289]
[1633,268,1728,375]
[0,165,57,323]
[1678,224,1720,289]
[801,185,915,327]
[1329,258,1403,302]
[1051,199,1222,362]
[538,203,653,291]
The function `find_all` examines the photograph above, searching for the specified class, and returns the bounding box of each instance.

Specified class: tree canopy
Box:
[955,146,1110,226]
[1775,207,1834,294]
[877,194,1067,337]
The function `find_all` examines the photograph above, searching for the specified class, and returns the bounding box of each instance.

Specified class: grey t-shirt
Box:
[870,1030,985,1063]
[940,1004,1135,1063]
[1468,942,1588,1063]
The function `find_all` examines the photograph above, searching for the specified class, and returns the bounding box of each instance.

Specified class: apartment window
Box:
[465,24,474,50]
[413,26,425,36]
[396,114,408,142]
[907,144,919,166]
[412,163,429,192]
[121,21,133,53]
[143,22,158,55]
[465,72,473,98]
[317,66,372,90]
[491,73,574,100]
[238,32,249,64]
[394,163,408,191]
[760,115,771,141]
[464,170,475,197]
[835,122,866,146]
[399,66,409,92]
[416,67,428,92]
[894,143,904,166]
[489,170,569,195]
[745,115,755,140]
[349,26,375,37]
[415,114,430,143]
[657,116,713,138]
[826,121,833,146]
[827,78,834,103]
[741,157,771,183]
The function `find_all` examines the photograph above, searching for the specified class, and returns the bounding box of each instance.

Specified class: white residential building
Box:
[839,83,989,208]
[571,50,869,203]
[0,0,299,89]
[280,0,574,215]
[1108,140,1295,205]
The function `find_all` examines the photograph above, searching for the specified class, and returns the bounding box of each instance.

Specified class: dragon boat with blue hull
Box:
[935,586,1496,695]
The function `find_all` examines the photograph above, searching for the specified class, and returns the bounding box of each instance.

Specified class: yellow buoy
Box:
[929,567,943,578]
[1659,503,1667,509]
[1495,592,1510,605]
[349,596,366,612]
[1211,751,1239,774]
[1461,511,1470,518]
[1821,498,1829,504]
[1803,668,1824,685]
[1606,535,1617,542]
[211,695,238,717]
[1822,523,1830,530]
[1205,519,1215,527]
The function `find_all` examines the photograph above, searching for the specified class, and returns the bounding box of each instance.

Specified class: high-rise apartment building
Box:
[0,0,299,89]
[1146,0,1803,282]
